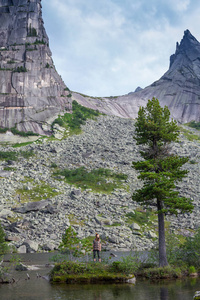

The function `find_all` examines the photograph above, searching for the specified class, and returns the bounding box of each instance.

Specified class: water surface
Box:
[0,253,199,300]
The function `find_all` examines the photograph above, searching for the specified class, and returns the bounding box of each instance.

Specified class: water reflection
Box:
[160,287,169,300]
[0,253,199,300]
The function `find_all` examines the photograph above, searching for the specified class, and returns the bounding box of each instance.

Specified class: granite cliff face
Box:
[0,1,199,135]
[73,30,200,123]
[0,0,71,134]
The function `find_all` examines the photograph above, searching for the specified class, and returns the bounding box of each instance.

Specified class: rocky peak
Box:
[170,29,200,69]
[73,30,200,123]
[0,0,71,135]
[0,0,49,47]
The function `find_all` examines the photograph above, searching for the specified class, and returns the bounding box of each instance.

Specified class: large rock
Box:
[12,199,51,213]
[23,240,39,253]
[0,0,71,134]
[193,291,200,300]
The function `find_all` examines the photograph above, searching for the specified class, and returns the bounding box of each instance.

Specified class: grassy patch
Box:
[53,167,128,193]
[15,181,60,203]
[10,127,39,137]
[51,100,101,136]
[12,142,35,148]
[0,150,34,161]
[50,261,135,283]
[180,127,200,141]
[0,151,18,161]
[186,121,200,130]
[125,209,156,226]
[138,265,183,279]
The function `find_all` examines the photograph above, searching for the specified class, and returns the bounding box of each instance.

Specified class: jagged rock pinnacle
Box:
[73,30,200,123]
[0,0,71,134]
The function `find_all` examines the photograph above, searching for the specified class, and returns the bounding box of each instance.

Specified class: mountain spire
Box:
[0,0,71,134]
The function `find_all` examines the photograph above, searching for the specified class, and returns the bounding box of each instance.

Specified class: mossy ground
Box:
[15,179,60,203]
[53,167,128,193]
[50,261,135,283]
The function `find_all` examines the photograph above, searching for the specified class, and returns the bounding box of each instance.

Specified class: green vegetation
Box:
[0,127,9,134]
[59,226,92,262]
[33,39,46,45]
[53,167,128,193]
[27,24,37,37]
[0,150,34,161]
[13,66,27,73]
[50,227,200,283]
[50,260,135,283]
[16,180,59,203]
[125,210,154,226]
[7,60,16,64]
[0,222,8,256]
[187,121,200,130]
[64,87,70,91]
[0,151,18,161]
[132,98,193,267]
[52,100,100,135]
[10,127,39,137]
[138,265,182,279]
[13,142,35,148]
[0,126,39,137]
[180,127,200,141]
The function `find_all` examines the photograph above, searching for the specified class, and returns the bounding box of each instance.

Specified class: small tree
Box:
[59,226,80,260]
[132,98,193,267]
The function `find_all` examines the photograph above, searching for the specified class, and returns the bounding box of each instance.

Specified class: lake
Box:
[0,253,199,300]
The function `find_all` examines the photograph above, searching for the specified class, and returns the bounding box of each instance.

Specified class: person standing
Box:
[93,233,101,262]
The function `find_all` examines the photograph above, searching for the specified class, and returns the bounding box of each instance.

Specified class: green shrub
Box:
[187,121,200,130]
[139,265,182,279]
[0,151,18,161]
[54,167,127,193]
[189,266,196,274]
[51,100,101,135]
[10,127,39,137]
[180,228,200,268]
[0,222,8,255]
[13,66,27,73]
[125,210,152,225]
[110,254,141,275]
[0,127,8,133]
[50,163,58,168]
[27,25,37,37]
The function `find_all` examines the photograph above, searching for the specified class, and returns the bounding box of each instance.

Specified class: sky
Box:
[42,0,200,97]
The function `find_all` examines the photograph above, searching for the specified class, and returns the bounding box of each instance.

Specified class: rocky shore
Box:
[0,115,199,253]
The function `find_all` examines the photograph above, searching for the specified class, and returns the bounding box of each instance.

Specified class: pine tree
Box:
[132,98,193,267]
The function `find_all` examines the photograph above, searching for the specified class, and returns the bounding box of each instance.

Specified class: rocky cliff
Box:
[0,0,71,134]
[73,30,200,123]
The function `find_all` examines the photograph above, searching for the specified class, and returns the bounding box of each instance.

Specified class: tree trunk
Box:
[157,200,168,267]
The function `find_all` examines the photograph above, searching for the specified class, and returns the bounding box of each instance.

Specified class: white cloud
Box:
[168,0,190,12]
[42,0,200,96]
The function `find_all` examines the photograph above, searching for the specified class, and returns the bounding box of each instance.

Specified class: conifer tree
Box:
[132,98,193,267]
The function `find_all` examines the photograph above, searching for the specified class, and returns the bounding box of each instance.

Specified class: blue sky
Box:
[42,0,200,97]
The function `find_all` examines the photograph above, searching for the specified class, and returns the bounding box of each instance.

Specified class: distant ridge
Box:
[73,29,200,123]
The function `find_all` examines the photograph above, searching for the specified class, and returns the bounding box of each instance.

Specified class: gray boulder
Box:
[12,199,51,213]
[23,240,39,253]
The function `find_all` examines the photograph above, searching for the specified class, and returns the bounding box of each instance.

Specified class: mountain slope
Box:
[73,30,200,123]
